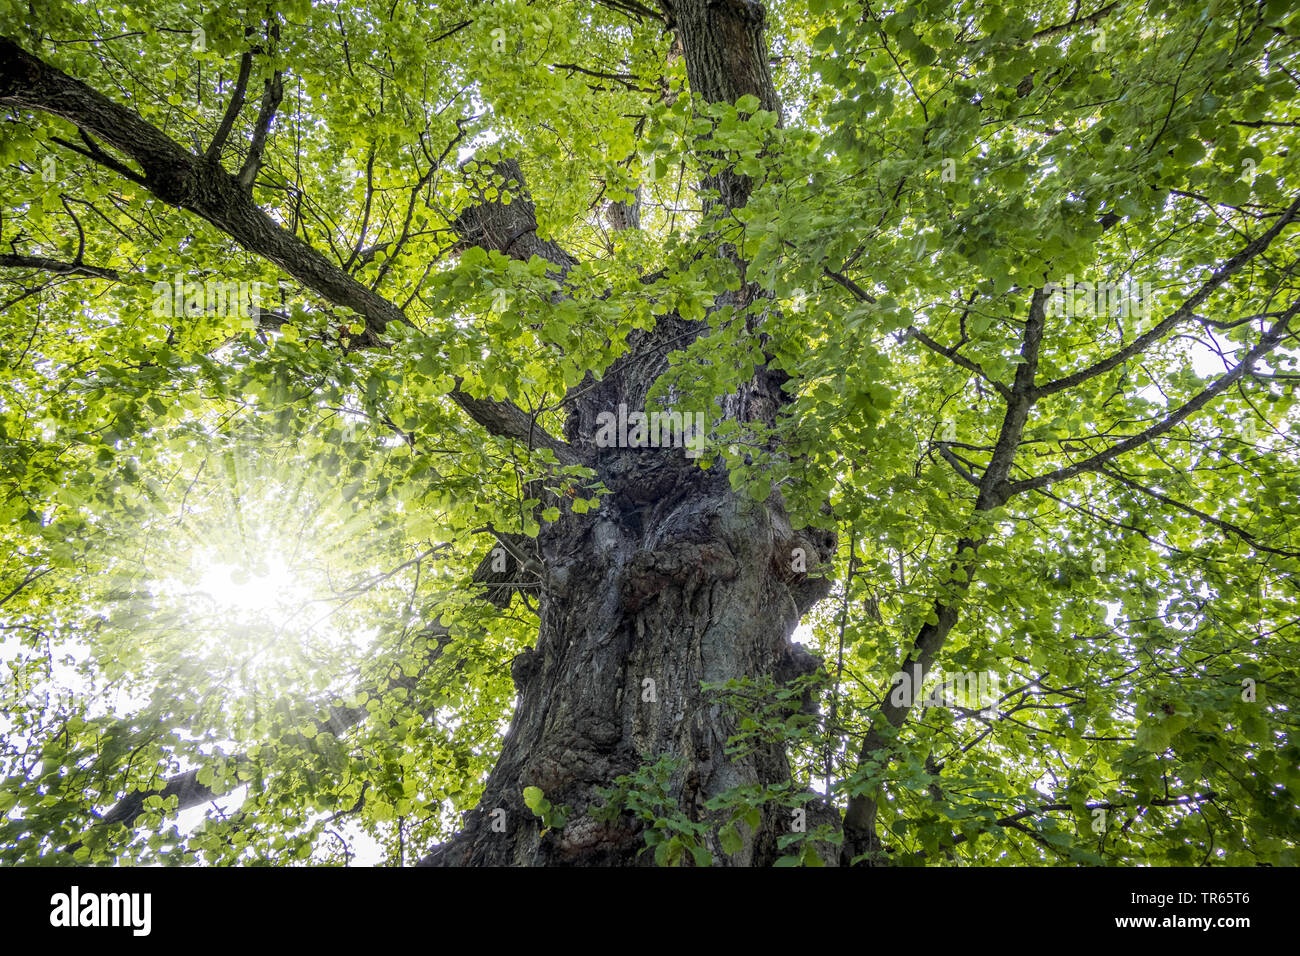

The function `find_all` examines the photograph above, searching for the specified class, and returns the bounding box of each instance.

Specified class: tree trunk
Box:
[2,1,843,865]
[422,304,836,865]
[416,0,841,868]
[420,471,833,867]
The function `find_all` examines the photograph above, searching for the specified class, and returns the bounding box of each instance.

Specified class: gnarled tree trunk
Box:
[422,313,836,865]
[421,0,839,866]
[1,0,844,867]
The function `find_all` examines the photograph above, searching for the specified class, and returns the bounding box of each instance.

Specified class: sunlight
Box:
[194,553,306,623]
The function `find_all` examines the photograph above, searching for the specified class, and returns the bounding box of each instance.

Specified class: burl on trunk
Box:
[422,315,836,866]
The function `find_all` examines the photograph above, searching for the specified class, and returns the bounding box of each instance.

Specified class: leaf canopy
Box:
[1,0,1297,865]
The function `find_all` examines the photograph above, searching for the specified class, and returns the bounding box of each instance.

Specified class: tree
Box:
[0,0,1297,867]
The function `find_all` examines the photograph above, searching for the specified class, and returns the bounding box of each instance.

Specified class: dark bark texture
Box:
[419,0,839,865]
[422,301,836,864]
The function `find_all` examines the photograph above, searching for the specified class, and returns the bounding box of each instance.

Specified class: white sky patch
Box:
[194,554,306,623]
[171,786,385,866]
[1136,332,1294,407]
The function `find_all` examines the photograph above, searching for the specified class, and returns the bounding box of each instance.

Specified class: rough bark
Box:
[422,298,837,863]
[666,0,780,212]
[419,0,840,866]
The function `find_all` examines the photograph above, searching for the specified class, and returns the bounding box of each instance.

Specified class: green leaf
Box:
[719,823,744,855]
[523,786,546,814]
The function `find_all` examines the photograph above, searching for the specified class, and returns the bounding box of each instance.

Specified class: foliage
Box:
[521,786,569,834]
[1,0,1298,865]
[595,754,716,867]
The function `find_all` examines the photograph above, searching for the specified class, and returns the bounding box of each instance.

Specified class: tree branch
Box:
[908,325,1013,400]
[204,50,253,164]
[946,792,1218,850]
[0,253,119,280]
[0,37,403,341]
[1009,299,1298,495]
[448,382,582,467]
[936,442,982,487]
[0,37,577,459]
[1097,466,1300,558]
[597,0,665,24]
[47,132,147,186]
[1035,195,1300,398]
[236,69,282,189]
[1030,1,1120,42]
[841,289,1049,865]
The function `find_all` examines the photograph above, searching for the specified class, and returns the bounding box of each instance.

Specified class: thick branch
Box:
[596,0,665,24]
[448,158,593,461]
[1035,195,1300,398]
[205,50,253,164]
[0,37,575,457]
[1009,301,1298,495]
[0,36,403,342]
[236,70,283,188]
[841,289,1048,865]
[451,159,576,280]
[0,253,119,280]
[449,382,582,467]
